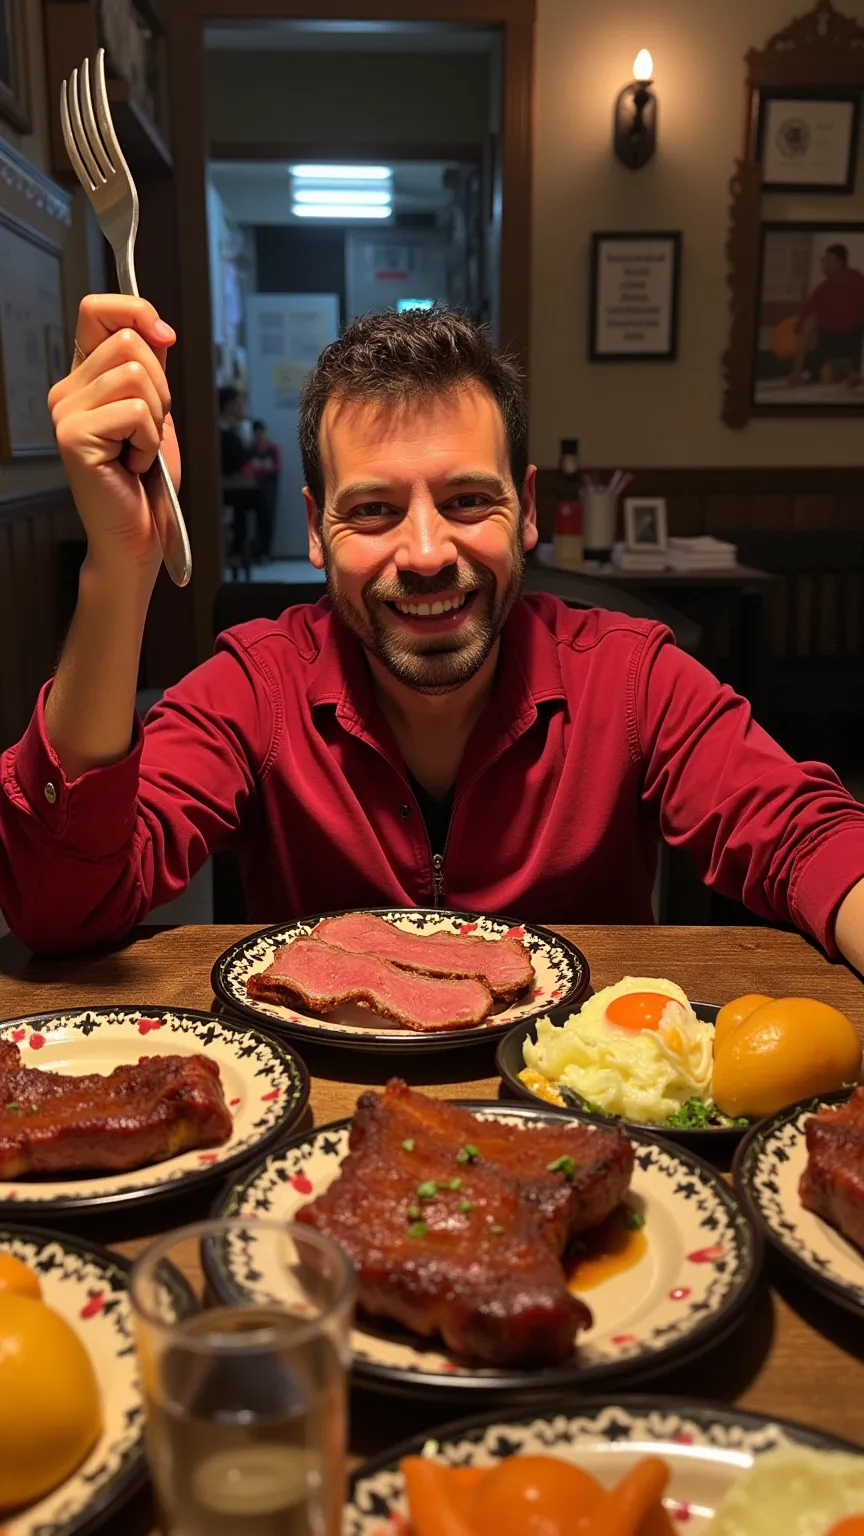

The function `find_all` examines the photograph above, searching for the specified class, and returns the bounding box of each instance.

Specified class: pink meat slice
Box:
[312,912,535,1001]
[246,938,493,1033]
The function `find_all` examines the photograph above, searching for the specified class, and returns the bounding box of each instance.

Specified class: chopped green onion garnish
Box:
[458,1198,473,1214]
[456,1143,479,1164]
[625,1209,646,1231]
[448,1178,462,1191]
[546,1154,576,1178]
[402,1138,415,1152]
[407,1221,427,1239]
[417,1180,438,1201]
[489,1224,505,1235]
[4,1101,21,1112]
[408,1205,421,1220]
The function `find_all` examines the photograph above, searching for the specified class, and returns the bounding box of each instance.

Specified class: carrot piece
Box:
[579,1458,674,1536]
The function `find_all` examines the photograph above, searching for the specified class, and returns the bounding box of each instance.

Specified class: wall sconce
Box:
[614,50,657,170]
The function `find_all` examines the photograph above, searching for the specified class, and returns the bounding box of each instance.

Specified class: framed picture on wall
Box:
[752,221,864,413]
[589,231,681,361]
[0,210,65,457]
[755,90,860,193]
[0,0,30,133]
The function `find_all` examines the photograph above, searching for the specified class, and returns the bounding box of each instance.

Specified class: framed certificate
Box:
[589,232,681,362]
[756,91,860,193]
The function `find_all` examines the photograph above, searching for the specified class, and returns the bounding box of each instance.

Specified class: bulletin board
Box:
[0,208,64,457]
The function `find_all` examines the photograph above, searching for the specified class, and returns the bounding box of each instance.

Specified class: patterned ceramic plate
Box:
[345,1396,862,1534]
[497,1004,752,1148]
[0,1006,309,1216]
[734,1088,864,1319]
[0,1222,182,1536]
[212,1102,761,1398]
[212,909,589,1053]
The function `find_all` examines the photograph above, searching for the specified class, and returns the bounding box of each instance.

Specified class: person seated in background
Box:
[218,385,251,478]
[3,293,864,976]
[218,385,265,571]
[248,418,281,561]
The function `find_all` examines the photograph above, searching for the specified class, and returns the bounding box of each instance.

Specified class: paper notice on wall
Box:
[285,309,326,364]
[273,360,310,407]
[258,310,286,356]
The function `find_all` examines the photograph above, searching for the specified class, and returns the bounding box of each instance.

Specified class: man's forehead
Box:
[319,383,508,488]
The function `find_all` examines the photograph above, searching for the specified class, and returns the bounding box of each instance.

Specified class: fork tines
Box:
[60,48,127,193]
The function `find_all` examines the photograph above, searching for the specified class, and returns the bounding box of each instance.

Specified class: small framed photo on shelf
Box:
[624,497,668,552]
[589,231,681,361]
[755,90,860,194]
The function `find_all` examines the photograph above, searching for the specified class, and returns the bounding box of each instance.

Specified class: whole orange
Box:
[713,994,773,1052]
[712,997,862,1119]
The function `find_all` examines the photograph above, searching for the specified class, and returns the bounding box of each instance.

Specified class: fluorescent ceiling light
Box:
[293,188,391,205]
[290,164,391,180]
[292,203,392,219]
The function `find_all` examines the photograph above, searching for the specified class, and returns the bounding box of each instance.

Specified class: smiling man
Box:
[3,299,864,970]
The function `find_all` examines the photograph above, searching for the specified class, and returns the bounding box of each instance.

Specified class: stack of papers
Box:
[612,544,668,572]
[665,536,738,572]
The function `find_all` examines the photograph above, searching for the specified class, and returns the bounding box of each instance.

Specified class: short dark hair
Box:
[299,308,528,509]
[252,419,266,432]
[219,385,241,412]
[826,243,849,266]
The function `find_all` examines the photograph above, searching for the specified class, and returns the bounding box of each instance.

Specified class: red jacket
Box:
[802,268,864,333]
[2,595,864,955]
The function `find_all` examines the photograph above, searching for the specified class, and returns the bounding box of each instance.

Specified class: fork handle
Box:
[116,244,192,587]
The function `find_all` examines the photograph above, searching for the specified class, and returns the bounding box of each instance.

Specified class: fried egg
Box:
[522,976,713,1125]
[712,1446,864,1534]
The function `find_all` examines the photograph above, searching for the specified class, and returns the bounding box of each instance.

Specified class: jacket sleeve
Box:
[0,633,275,954]
[634,629,864,954]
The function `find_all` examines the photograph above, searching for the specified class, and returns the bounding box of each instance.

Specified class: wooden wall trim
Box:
[0,483,73,525]
[536,466,864,495]
[210,141,484,164]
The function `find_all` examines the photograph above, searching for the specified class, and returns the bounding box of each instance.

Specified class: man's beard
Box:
[323,535,525,694]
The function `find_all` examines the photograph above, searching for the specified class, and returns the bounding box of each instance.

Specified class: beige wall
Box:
[205,49,489,148]
[531,0,864,467]
[0,0,103,496]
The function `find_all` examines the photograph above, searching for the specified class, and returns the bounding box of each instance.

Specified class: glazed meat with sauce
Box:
[0,1039,232,1178]
[246,938,493,1032]
[800,1086,864,1252]
[311,912,535,1002]
[296,1079,633,1366]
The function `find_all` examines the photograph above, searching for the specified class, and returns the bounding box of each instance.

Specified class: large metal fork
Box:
[60,49,191,587]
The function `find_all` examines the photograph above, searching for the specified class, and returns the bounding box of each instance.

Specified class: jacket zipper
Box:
[432,852,445,909]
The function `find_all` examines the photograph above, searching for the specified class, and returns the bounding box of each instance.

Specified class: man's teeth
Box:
[393,593,470,617]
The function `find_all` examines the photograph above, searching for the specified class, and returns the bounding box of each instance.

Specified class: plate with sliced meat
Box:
[211,907,590,1052]
[210,1084,760,1398]
[0,1006,309,1215]
[734,1087,864,1320]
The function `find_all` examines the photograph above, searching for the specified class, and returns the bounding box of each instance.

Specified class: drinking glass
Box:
[131,1219,355,1536]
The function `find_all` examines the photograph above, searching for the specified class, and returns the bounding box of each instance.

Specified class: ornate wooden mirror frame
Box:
[722,0,864,427]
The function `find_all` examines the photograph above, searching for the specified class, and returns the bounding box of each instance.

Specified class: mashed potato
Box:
[521,976,713,1126]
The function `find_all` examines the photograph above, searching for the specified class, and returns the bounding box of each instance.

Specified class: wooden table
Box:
[2,923,864,1534]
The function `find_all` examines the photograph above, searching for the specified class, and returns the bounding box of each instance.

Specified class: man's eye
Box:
[351,502,395,520]
[444,494,492,511]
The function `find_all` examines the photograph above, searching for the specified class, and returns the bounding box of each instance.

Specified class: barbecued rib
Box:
[0,1040,232,1178]
[296,1079,634,1366]
[246,938,494,1031]
[311,912,535,1002]
[800,1087,864,1253]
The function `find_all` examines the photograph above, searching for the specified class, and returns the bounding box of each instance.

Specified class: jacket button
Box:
[399,803,411,819]
[44,782,57,805]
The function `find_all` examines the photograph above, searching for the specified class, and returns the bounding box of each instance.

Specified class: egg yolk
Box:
[826,1521,864,1535]
[605,993,673,1031]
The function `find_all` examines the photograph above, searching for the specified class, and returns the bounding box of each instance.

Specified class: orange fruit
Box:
[470,1454,603,1535]
[0,1253,41,1301]
[714,994,773,1052]
[0,1293,102,1510]
[712,997,862,1119]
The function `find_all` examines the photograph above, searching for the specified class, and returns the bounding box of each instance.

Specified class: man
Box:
[790,243,864,388]
[218,385,264,571]
[217,385,250,478]
[3,294,864,970]
[248,418,281,560]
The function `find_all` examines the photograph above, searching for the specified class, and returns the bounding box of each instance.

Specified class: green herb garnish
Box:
[416,1180,438,1202]
[581,1098,607,1117]
[489,1224,506,1235]
[624,1209,646,1231]
[408,1205,421,1220]
[546,1154,576,1178]
[402,1138,415,1152]
[3,1101,22,1112]
[448,1178,462,1191]
[407,1221,428,1239]
[456,1143,479,1164]
[665,1097,749,1130]
[458,1198,473,1214]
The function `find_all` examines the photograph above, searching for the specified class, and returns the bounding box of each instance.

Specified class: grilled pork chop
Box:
[799,1087,864,1252]
[311,913,535,1002]
[296,1079,633,1366]
[0,1039,232,1178]
[246,938,493,1031]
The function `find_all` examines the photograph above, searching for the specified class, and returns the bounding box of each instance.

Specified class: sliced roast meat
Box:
[246,938,493,1032]
[800,1086,864,1253]
[312,911,535,1002]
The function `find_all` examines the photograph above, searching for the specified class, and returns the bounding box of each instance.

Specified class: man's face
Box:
[229,394,247,422]
[822,251,844,279]
[305,384,537,694]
